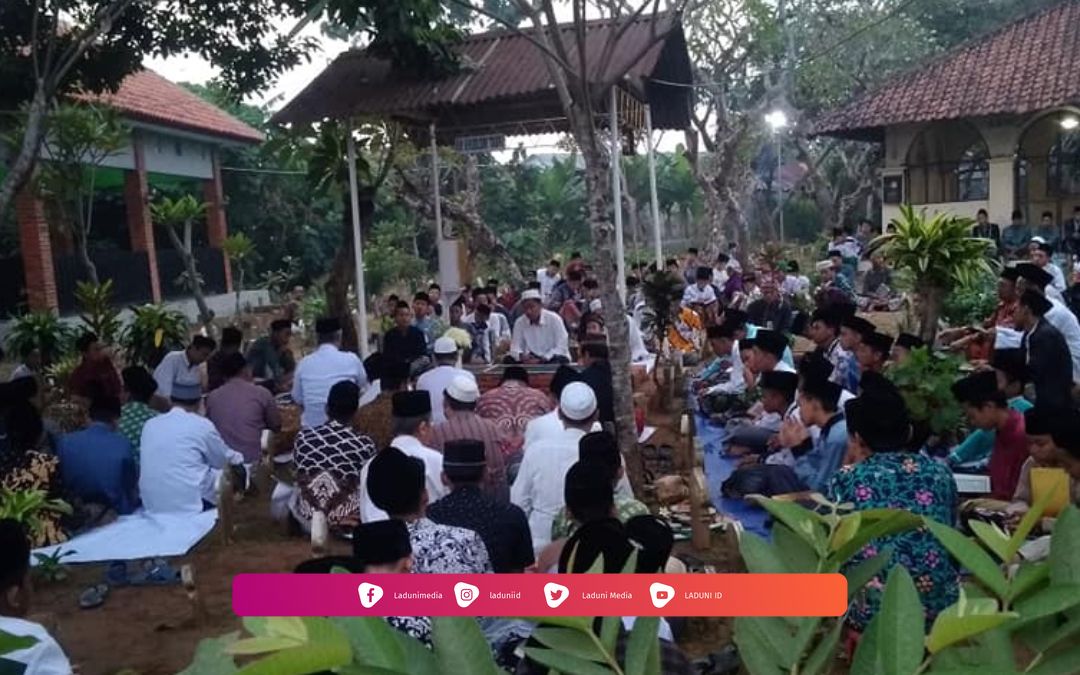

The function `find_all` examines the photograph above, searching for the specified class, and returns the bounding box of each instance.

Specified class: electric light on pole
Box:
[765,110,789,242]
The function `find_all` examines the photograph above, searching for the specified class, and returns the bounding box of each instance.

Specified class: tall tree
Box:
[0,0,316,223]
[34,104,128,284]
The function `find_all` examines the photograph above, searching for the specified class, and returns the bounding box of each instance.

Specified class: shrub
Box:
[4,312,74,366]
[121,304,189,368]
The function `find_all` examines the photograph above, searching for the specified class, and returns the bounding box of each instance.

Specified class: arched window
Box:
[906,121,990,204]
[1049,130,1080,196]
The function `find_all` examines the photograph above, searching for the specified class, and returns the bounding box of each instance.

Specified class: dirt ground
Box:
[29,497,351,675]
[29,390,741,675]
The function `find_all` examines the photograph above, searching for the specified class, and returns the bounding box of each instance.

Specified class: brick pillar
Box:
[16,189,59,313]
[126,134,162,302]
[204,149,232,292]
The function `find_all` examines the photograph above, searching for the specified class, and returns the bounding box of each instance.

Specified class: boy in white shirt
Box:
[0,520,73,675]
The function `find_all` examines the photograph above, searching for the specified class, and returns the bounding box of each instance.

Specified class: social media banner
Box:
[233,574,846,617]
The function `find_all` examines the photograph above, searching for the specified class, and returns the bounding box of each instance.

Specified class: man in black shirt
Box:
[427,440,534,573]
[578,341,615,425]
[382,301,428,370]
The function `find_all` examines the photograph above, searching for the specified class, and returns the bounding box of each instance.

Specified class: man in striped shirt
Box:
[429,376,510,503]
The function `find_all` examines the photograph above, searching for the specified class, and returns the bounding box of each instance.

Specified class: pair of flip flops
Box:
[80,559,181,610]
[106,558,182,587]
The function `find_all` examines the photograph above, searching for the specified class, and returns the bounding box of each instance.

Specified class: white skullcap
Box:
[433,336,458,355]
[1031,236,1047,245]
[589,298,603,312]
[815,260,834,272]
[446,375,479,403]
[521,289,543,302]
[560,382,598,421]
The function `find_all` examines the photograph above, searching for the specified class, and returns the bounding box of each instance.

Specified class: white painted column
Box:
[430,123,462,297]
[645,104,663,270]
[345,130,370,356]
[987,156,1017,224]
[610,88,627,302]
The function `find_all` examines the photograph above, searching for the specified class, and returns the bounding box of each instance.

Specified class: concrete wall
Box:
[0,290,271,343]
[880,108,1080,228]
[39,127,216,180]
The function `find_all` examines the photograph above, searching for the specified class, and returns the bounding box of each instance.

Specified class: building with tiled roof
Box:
[816,1,1080,237]
[5,69,262,314]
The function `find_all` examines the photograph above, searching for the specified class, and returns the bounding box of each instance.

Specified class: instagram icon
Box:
[454,582,480,609]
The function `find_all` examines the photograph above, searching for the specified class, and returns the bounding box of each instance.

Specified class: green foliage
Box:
[32,548,75,583]
[4,312,73,366]
[941,269,998,328]
[875,205,994,288]
[320,0,463,78]
[0,630,37,658]
[75,280,122,345]
[44,353,80,391]
[222,233,256,288]
[151,194,206,231]
[300,288,329,331]
[638,270,686,346]
[885,347,965,438]
[0,488,72,543]
[736,495,1080,675]
[120,304,189,368]
[364,216,430,296]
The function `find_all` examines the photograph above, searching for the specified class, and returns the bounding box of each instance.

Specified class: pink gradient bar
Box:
[232,574,846,617]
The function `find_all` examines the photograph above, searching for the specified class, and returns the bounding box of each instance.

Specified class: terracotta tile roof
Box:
[74,69,264,144]
[815,1,1080,139]
[272,14,692,132]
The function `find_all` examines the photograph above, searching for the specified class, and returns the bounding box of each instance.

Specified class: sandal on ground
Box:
[130,558,181,586]
[79,583,109,609]
[105,561,130,587]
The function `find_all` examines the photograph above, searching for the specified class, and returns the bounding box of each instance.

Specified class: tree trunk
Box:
[324,189,370,353]
[164,222,213,330]
[399,167,526,285]
[73,227,100,285]
[574,117,646,499]
[918,282,944,345]
[0,88,48,223]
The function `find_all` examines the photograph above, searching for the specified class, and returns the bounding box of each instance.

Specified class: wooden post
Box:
[217,468,234,545]
[181,564,206,623]
[311,510,328,557]
[683,412,711,551]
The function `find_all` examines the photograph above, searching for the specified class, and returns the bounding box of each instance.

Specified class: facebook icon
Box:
[358,582,384,609]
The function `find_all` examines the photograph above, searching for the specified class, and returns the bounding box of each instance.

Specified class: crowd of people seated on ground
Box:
[7,234,1080,671]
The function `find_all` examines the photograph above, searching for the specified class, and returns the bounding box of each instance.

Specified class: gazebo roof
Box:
[74,69,265,144]
[815,0,1080,141]
[271,14,693,138]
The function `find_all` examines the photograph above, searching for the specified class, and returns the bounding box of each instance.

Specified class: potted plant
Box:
[870,205,994,344]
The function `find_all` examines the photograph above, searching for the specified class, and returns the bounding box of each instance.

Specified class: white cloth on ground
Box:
[31,509,218,564]
[0,616,72,675]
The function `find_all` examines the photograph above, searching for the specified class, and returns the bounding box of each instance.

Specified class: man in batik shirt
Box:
[367,446,493,574]
[289,381,376,533]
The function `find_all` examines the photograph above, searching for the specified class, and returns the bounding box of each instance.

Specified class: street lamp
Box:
[765,110,789,242]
